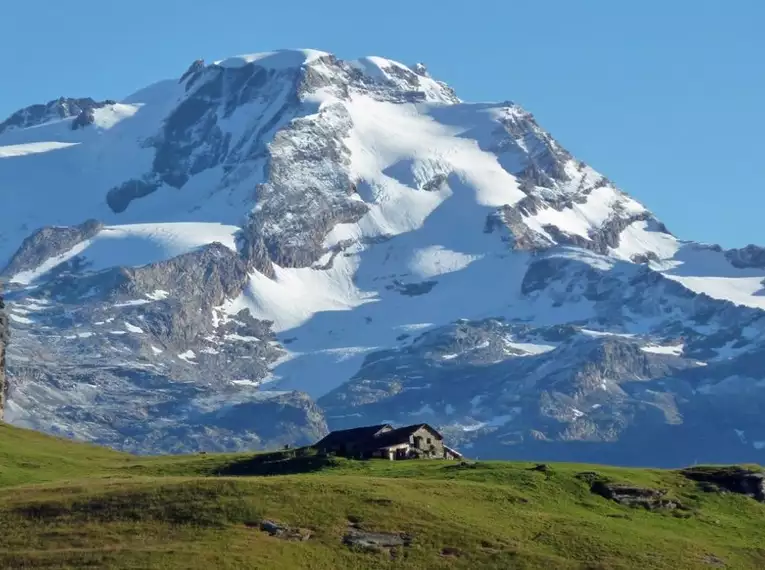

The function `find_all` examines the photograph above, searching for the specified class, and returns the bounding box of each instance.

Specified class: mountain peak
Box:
[0,97,117,135]
[3,48,765,465]
[212,48,332,70]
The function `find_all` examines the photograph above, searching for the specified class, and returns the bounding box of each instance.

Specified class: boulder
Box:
[343,529,412,550]
[681,466,765,502]
[257,519,311,541]
[590,480,680,510]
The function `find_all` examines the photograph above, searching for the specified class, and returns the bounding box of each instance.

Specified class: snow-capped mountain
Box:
[3,49,765,464]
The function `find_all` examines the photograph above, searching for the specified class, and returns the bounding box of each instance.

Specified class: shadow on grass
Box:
[215,447,339,477]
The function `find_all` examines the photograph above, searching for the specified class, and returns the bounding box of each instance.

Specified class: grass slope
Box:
[1,423,764,569]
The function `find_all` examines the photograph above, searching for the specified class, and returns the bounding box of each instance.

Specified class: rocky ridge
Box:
[2,49,765,464]
[0,292,7,414]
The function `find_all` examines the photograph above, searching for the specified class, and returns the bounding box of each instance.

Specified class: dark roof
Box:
[373,424,443,448]
[315,424,391,448]
[316,423,443,451]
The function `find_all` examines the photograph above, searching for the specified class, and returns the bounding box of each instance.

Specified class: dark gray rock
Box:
[725,245,765,269]
[343,529,412,550]
[7,52,765,467]
[257,519,312,540]
[387,279,438,296]
[2,219,103,278]
[180,59,206,84]
[0,97,113,134]
[0,293,7,415]
[681,467,765,501]
[590,480,680,510]
[542,213,668,256]
[106,179,160,214]
[71,108,96,130]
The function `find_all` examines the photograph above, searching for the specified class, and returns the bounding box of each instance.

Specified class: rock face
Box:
[0,97,115,134]
[3,49,765,463]
[0,293,7,415]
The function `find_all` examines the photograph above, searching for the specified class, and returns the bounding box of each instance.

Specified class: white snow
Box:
[9,223,240,284]
[611,219,680,261]
[178,350,197,362]
[503,340,556,355]
[666,274,765,310]
[524,185,639,241]
[115,299,152,307]
[656,244,765,310]
[456,415,515,432]
[580,329,635,339]
[5,46,765,421]
[224,334,261,343]
[214,49,330,69]
[0,141,80,157]
[91,104,141,129]
[147,290,170,301]
[230,379,261,387]
[124,322,144,334]
[64,332,95,339]
[408,246,481,279]
[641,343,684,356]
[9,313,33,324]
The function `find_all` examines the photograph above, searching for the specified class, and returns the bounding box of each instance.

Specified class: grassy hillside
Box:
[1,423,764,569]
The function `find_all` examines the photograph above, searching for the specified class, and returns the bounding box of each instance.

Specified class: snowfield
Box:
[9,223,241,285]
[3,48,765,461]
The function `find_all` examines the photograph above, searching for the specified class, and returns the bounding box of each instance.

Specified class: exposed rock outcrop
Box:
[343,528,413,551]
[1,219,103,279]
[0,97,114,134]
[6,50,765,465]
[725,245,765,269]
[681,466,765,502]
[257,519,312,541]
[0,293,7,415]
[590,479,680,510]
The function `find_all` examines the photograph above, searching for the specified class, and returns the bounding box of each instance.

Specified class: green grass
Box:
[1,423,764,569]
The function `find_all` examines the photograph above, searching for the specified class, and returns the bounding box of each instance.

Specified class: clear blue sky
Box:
[2,0,762,248]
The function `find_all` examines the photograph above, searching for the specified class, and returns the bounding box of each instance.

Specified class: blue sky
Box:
[2,0,762,247]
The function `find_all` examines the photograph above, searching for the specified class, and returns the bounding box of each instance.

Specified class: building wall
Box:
[409,426,445,458]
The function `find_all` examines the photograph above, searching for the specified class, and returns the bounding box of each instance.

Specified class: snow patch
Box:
[178,350,197,362]
[214,49,330,69]
[641,343,684,356]
[0,141,80,158]
[124,322,144,334]
[9,223,240,285]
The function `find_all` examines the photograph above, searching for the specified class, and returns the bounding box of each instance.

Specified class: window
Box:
[427,438,432,444]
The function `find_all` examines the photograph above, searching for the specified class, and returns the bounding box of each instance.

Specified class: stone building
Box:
[315,423,462,460]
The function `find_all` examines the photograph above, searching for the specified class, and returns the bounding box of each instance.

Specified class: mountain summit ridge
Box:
[2,48,765,464]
